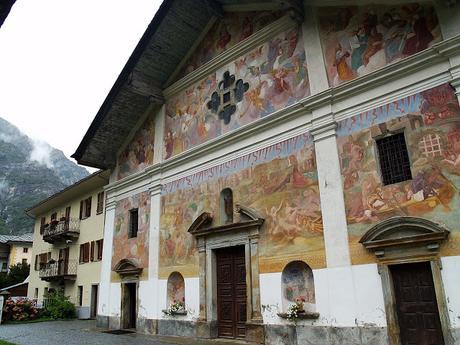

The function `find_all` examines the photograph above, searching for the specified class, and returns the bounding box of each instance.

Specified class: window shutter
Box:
[79,200,83,220]
[79,244,83,263]
[97,239,103,260]
[87,197,92,218]
[97,192,104,214]
[90,241,95,262]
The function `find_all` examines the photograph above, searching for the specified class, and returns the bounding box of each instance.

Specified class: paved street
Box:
[0,320,172,345]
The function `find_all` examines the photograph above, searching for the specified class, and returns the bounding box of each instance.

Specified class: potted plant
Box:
[162,298,187,316]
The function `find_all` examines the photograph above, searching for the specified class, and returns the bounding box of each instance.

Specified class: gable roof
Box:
[0,233,33,245]
[72,0,301,169]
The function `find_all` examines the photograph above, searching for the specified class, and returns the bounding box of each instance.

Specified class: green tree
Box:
[0,263,30,289]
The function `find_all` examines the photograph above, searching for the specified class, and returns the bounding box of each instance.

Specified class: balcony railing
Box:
[39,260,77,281]
[43,218,80,243]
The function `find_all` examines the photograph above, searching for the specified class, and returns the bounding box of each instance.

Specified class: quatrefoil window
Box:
[207,71,249,125]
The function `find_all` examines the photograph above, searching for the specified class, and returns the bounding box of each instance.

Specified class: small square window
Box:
[376,132,412,185]
[129,209,139,238]
[23,247,28,253]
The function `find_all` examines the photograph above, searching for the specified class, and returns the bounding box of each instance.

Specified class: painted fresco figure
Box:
[334,44,354,81]
[350,27,368,71]
[402,12,434,56]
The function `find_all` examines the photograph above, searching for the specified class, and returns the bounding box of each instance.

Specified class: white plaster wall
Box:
[441,255,460,328]
[184,277,200,319]
[158,279,168,316]
[138,279,159,319]
[109,282,121,317]
[259,264,386,328]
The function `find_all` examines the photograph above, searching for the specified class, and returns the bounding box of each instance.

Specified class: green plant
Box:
[286,297,306,320]
[0,263,30,289]
[42,291,76,320]
[163,299,185,316]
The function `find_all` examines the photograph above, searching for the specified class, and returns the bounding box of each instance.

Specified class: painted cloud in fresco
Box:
[117,114,155,180]
[112,192,150,271]
[318,3,442,86]
[160,133,325,278]
[164,27,310,159]
[336,84,460,263]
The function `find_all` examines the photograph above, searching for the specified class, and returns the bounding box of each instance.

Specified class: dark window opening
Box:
[129,209,139,238]
[376,132,412,185]
[96,192,104,214]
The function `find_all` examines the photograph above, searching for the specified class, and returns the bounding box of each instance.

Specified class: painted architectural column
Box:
[311,116,351,268]
[97,198,116,321]
[198,239,207,322]
[248,233,262,321]
[147,183,162,319]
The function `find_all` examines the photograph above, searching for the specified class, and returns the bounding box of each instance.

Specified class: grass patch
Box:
[0,340,18,345]
[4,316,54,324]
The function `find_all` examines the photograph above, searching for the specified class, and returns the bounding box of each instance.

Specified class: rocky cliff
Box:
[0,117,89,234]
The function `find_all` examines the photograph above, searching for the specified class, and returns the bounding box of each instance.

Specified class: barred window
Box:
[376,133,412,185]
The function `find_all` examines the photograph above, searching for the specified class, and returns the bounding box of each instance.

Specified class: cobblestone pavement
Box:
[0,320,172,345]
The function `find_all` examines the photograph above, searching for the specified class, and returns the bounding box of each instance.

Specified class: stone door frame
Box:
[360,216,453,345]
[188,205,264,343]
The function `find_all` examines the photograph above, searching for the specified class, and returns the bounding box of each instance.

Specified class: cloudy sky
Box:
[0,0,161,165]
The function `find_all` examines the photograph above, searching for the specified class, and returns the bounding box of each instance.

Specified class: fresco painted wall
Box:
[159,133,325,278]
[318,3,442,86]
[167,272,185,305]
[281,261,315,312]
[178,10,283,78]
[337,84,460,264]
[112,192,150,275]
[117,114,155,180]
[164,27,310,159]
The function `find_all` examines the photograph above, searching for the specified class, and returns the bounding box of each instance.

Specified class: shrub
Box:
[42,291,76,320]
[3,298,39,321]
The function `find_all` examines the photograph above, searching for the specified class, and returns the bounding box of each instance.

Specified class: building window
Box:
[79,243,90,263]
[23,247,28,253]
[96,192,104,214]
[34,288,38,299]
[376,132,412,185]
[1,262,7,272]
[129,208,139,238]
[96,239,103,261]
[220,188,233,224]
[77,286,83,306]
[40,217,46,235]
[80,197,92,220]
[22,258,27,265]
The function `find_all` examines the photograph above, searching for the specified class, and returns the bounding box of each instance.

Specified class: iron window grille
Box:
[129,208,139,238]
[376,132,412,185]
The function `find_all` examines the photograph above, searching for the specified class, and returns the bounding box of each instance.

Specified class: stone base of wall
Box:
[96,315,109,328]
[76,306,90,319]
[265,325,388,345]
[97,316,388,345]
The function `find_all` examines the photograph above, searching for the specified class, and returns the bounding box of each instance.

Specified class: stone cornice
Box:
[104,34,460,198]
[163,14,298,98]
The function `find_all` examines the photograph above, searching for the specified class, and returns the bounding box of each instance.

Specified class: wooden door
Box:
[91,285,98,318]
[58,248,69,275]
[122,283,136,329]
[391,262,444,345]
[216,246,246,339]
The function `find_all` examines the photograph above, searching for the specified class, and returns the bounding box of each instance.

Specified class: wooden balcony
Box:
[43,218,80,244]
[39,260,77,282]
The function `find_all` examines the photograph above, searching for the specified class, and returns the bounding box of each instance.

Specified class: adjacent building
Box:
[0,234,32,273]
[26,170,109,319]
[72,1,460,344]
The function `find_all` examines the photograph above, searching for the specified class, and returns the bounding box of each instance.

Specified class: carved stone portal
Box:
[360,216,450,263]
[188,204,264,343]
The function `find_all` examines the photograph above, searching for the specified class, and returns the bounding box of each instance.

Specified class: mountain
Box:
[0,117,89,235]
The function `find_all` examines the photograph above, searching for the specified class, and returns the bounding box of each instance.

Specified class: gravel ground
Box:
[0,320,171,345]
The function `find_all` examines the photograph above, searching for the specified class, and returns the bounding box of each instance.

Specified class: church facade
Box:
[72,1,460,344]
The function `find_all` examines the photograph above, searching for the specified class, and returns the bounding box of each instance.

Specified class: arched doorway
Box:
[360,217,451,345]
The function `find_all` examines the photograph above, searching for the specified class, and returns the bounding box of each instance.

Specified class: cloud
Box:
[29,139,54,168]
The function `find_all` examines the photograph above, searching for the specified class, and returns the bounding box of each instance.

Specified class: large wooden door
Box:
[391,262,444,345]
[216,246,247,339]
[58,247,69,275]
